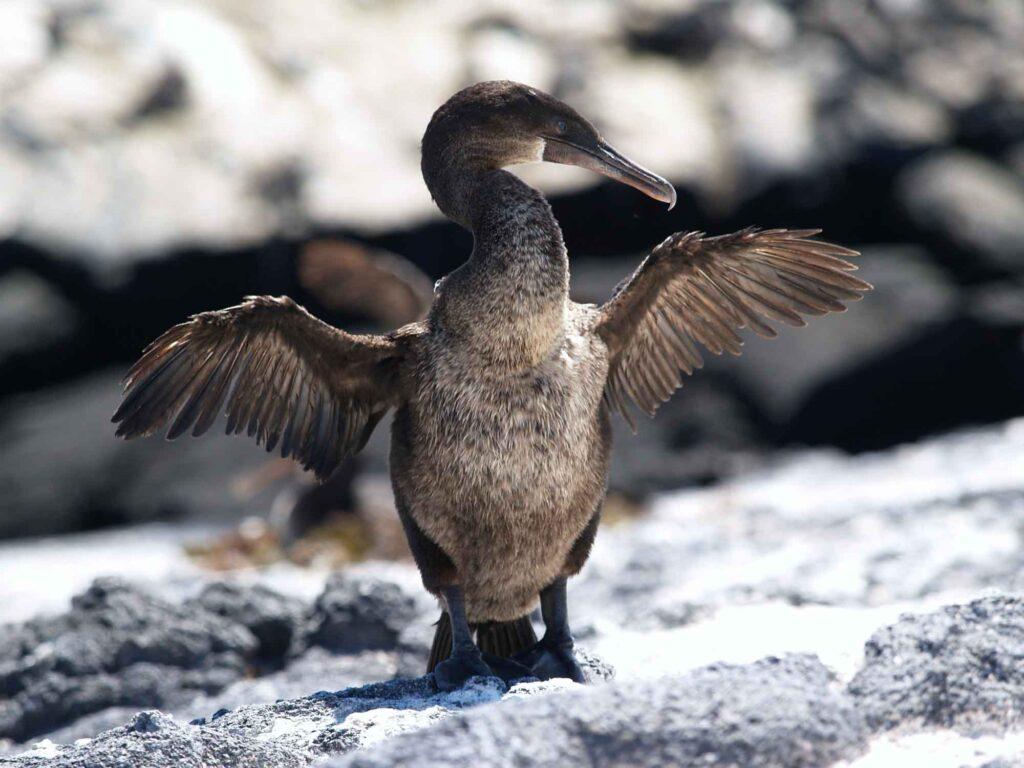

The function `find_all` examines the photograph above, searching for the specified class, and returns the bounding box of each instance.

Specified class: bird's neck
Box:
[429,165,570,368]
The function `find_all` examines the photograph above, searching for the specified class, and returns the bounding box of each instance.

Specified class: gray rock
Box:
[0,272,78,362]
[4,710,309,768]
[22,648,403,750]
[3,676,513,767]
[1,0,1016,264]
[978,759,1024,768]
[189,583,306,662]
[898,151,1024,273]
[849,597,1024,735]
[0,369,280,538]
[2,655,867,768]
[702,245,957,425]
[0,579,258,742]
[301,573,422,655]
[831,78,951,153]
[331,655,868,768]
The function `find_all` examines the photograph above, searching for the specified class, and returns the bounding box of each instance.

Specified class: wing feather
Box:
[113,295,414,480]
[595,228,871,425]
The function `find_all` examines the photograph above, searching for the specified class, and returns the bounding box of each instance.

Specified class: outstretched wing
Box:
[112,295,413,479]
[594,228,872,427]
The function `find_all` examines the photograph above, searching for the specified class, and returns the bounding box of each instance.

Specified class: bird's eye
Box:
[556,120,567,134]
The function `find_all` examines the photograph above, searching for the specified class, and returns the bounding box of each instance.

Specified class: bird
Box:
[112,80,871,691]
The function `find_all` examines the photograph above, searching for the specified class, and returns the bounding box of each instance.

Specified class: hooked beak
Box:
[542,136,676,210]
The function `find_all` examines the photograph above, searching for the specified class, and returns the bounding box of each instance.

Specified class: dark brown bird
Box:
[112,81,871,690]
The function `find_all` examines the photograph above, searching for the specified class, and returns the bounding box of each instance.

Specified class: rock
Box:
[6,415,1024,760]
[0,271,78,364]
[980,759,1024,768]
[2,676,514,767]
[787,279,1024,450]
[301,574,422,655]
[26,647,404,749]
[830,78,951,155]
[705,245,958,430]
[609,374,769,495]
[570,419,1024,632]
[897,151,1024,275]
[0,574,442,747]
[0,369,282,538]
[331,655,867,768]
[189,583,306,663]
[0,0,1017,271]
[0,579,258,743]
[4,709,309,768]
[1,656,866,768]
[848,597,1024,736]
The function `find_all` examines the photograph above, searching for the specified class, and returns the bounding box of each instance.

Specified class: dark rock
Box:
[0,369,282,538]
[302,574,421,654]
[610,374,769,495]
[0,579,258,742]
[897,151,1024,276]
[332,655,868,768]
[787,295,1024,451]
[128,65,188,123]
[0,656,866,768]
[574,647,615,683]
[960,94,1024,156]
[189,583,306,663]
[709,245,957,432]
[849,596,1024,735]
[0,271,78,364]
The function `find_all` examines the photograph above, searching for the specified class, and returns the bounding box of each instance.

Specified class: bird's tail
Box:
[426,612,537,673]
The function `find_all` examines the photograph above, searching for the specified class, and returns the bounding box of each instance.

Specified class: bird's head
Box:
[422,81,676,217]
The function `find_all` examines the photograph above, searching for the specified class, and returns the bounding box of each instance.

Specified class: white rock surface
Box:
[4,419,1024,764]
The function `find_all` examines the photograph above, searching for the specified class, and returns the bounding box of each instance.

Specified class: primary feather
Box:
[594,228,872,427]
[112,295,413,480]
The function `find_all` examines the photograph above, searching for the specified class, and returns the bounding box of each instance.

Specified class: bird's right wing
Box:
[113,295,416,480]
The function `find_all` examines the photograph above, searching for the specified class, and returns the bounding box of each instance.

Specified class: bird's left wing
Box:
[112,295,416,479]
[593,228,872,428]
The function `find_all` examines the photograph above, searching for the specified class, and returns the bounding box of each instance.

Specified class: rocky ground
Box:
[2,418,1024,766]
[1,0,1023,765]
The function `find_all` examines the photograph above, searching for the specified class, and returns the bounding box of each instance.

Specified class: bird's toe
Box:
[432,649,495,691]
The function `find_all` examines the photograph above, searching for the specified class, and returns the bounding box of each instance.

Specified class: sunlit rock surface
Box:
[3,419,1024,765]
[0,0,1019,266]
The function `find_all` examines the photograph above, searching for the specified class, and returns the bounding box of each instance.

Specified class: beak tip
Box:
[657,181,676,211]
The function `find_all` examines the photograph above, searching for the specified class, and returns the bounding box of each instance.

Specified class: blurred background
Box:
[0,0,1022,565]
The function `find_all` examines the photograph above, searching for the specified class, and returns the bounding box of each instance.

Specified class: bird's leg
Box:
[432,586,493,691]
[515,577,586,683]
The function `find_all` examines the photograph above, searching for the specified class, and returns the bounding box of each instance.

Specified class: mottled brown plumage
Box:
[113,80,870,688]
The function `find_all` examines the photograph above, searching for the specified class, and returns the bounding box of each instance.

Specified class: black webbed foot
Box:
[514,577,587,683]
[512,636,586,683]
[432,649,493,691]
[480,651,534,684]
